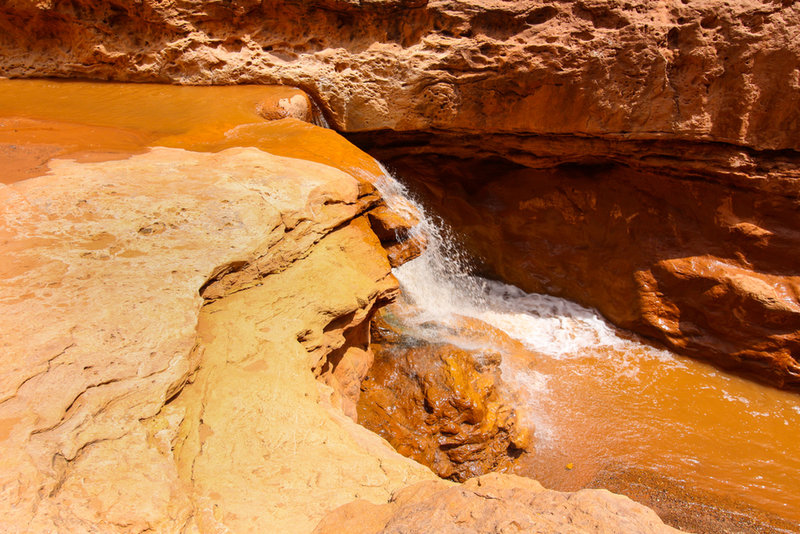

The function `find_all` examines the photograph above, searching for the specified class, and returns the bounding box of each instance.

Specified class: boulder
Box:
[0,147,436,532]
[358,310,532,482]
[314,472,682,534]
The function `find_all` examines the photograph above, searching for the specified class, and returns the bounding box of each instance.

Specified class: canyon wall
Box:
[2,0,799,151]
[3,0,796,386]
[378,154,800,389]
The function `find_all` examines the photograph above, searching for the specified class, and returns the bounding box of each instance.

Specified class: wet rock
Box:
[384,155,800,390]
[367,204,426,267]
[357,310,532,482]
[590,466,800,534]
[256,88,313,122]
[314,472,682,533]
[3,1,798,389]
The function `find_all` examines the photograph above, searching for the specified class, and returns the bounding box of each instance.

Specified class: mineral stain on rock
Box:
[2,0,800,532]
[358,310,532,482]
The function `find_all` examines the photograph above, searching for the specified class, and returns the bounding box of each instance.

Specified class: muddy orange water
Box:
[0,79,383,184]
[382,171,800,530]
[3,79,800,529]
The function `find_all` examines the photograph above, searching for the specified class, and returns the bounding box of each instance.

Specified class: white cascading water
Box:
[371,163,680,444]
[371,163,800,523]
[373,163,675,360]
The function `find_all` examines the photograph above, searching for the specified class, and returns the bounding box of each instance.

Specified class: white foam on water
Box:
[498,361,556,443]
[721,391,751,405]
[372,163,688,445]
[374,163,678,366]
[370,164,800,516]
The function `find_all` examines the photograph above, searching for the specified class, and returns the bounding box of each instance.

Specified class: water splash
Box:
[370,158,800,524]
[371,163,680,446]
[373,163,673,362]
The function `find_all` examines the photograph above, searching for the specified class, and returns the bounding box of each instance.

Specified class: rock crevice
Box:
[0,146,434,532]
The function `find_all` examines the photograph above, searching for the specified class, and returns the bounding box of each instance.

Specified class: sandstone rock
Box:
[357,309,532,482]
[0,147,435,532]
[256,88,313,122]
[367,204,426,267]
[2,1,799,388]
[384,154,800,389]
[2,1,799,153]
[314,472,682,533]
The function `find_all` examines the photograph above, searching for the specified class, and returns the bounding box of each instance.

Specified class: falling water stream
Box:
[2,79,799,529]
[373,165,800,527]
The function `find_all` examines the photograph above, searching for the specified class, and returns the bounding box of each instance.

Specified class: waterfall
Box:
[371,163,681,446]
[369,163,800,524]
[372,163,675,362]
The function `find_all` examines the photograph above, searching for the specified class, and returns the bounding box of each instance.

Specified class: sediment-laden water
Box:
[3,79,799,528]
[374,165,800,526]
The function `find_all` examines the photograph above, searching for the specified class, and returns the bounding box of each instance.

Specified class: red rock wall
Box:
[3,0,798,385]
[380,154,800,389]
[2,1,799,151]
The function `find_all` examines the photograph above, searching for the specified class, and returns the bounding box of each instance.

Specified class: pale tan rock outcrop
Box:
[0,146,436,532]
[314,472,683,534]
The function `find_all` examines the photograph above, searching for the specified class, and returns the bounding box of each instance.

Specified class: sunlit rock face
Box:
[3,1,799,386]
[0,82,684,532]
[0,146,438,532]
[2,1,799,151]
[315,472,682,534]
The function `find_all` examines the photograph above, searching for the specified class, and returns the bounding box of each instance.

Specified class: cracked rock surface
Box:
[0,146,436,532]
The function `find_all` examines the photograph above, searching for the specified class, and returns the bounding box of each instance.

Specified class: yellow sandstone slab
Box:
[0,146,433,532]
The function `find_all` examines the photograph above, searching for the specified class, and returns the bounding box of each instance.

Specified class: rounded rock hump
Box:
[256,89,314,123]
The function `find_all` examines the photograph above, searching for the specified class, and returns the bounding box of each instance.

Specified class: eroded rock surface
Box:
[0,147,436,532]
[384,155,800,389]
[2,1,799,386]
[314,472,682,534]
[3,1,799,152]
[358,310,532,482]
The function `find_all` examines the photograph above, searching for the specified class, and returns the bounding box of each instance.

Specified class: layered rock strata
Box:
[3,0,797,386]
[0,146,438,532]
[2,0,798,152]
[0,137,683,533]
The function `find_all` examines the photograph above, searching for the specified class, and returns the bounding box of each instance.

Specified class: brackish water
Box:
[3,79,799,529]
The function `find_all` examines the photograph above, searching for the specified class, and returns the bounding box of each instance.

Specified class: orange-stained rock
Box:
[256,88,313,122]
[314,472,682,534]
[2,1,799,153]
[384,155,800,389]
[357,309,532,482]
[367,204,426,267]
[3,2,798,391]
